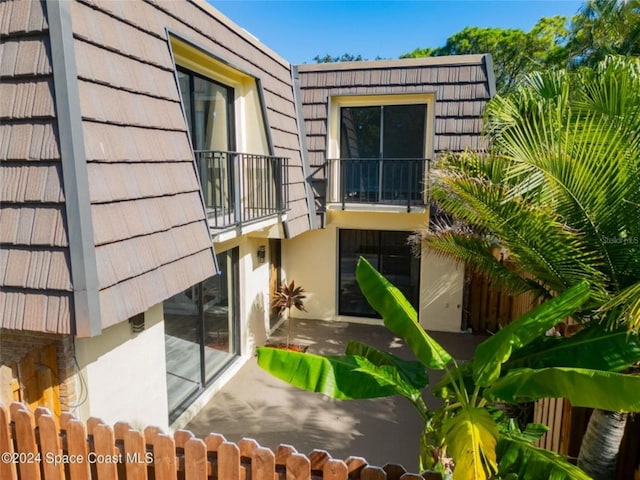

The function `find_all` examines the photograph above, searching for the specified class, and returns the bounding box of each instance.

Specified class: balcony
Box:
[327,158,430,211]
[195,151,288,229]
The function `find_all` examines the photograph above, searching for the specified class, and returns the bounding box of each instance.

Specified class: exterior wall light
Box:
[257,245,266,263]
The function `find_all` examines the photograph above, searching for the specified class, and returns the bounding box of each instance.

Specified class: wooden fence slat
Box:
[145,425,163,447]
[124,428,149,480]
[204,432,226,452]
[184,438,208,480]
[398,474,423,480]
[252,447,276,480]
[275,444,297,466]
[13,406,41,480]
[345,456,368,478]
[66,419,91,480]
[308,449,331,471]
[38,413,64,480]
[383,464,407,480]
[93,424,119,480]
[219,441,242,480]
[174,429,194,449]
[86,417,103,437]
[286,453,310,480]
[361,466,387,480]
[0,403,18,480]
[323,459,348,480]
[552,398,564,452]
[239,437,260,458]
[114,421,132,442]
[154,433,178,480]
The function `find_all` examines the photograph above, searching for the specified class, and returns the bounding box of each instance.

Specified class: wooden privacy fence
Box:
[464,268,540,333]
[0,402,429,480]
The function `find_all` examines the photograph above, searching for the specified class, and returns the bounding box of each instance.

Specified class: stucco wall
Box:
[74,304,169,430]
[284,210,464,332]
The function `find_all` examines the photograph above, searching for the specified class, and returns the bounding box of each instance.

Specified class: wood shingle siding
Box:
[1,0,314,334]
[0,0,73,334]
[67,0,218,330]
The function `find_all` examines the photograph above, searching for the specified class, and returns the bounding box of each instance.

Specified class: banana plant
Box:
[257,257,640,479]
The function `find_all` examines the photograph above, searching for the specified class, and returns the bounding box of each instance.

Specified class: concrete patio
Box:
[185,318,485,471]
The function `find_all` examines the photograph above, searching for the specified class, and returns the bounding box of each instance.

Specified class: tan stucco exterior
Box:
[284,210,465,332]
[75,304,169,430]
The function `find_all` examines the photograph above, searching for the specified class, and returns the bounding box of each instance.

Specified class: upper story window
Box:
[340,104,426,159]
[177,67,235,152]
[169,35,288,229]
[328,95,434,210]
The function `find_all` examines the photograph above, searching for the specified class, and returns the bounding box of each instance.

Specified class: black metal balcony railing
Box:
[194,151,288,228]
[327,158,429,211]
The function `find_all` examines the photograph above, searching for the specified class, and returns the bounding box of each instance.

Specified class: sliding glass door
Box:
[164,248,239,420]
[338,230,420,317]
[339,104,426,203]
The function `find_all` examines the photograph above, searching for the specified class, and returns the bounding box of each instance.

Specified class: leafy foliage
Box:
[401,1,640,95]
[443,407,498,479]
[401,18,568,94]
[567,0,640,67]
[272,280,307,315]
[258,257,640,478]
[272,280,307,347]
[423,56,640,330]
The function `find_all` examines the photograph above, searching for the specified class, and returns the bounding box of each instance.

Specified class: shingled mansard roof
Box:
[296,56,496,218]
[0,0,314,335]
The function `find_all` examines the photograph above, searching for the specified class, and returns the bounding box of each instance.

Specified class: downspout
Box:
[47,0,102,337]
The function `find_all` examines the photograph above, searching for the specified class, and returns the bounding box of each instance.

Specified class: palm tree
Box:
[568,0,640,67]
[421,56,640,479]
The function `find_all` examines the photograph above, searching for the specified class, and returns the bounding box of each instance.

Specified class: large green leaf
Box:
[497,431,591,480]
[472,281,591,386]
[355,257,453,369]
[504,325,640,372]
[256,347,421,401]
[443,407,498,480]
[484,367,640,412]
[345,340,428,389]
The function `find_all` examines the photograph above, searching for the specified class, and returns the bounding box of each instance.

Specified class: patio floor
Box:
[185,318,486,471]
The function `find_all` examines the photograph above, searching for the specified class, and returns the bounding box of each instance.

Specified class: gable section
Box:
[68,0,217,330]
[296,56,494,215]
[77,0,312,237]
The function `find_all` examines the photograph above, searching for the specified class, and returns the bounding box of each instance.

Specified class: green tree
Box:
[313,53,364,63]
[422,56,640,479]
[401,17,568,94]
[567,0,640,67]
[258,258,640,479]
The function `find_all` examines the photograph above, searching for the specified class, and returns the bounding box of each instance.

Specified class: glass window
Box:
[338,229,420,317]
[164,248,239,421]
[339,105,427,204]
[177,67,235,151]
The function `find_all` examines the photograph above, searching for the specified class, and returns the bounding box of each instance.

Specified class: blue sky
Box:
[210,1,585,65]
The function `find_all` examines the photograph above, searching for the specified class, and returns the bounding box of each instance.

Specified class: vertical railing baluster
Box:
[340,159,346,210]
[194,150,288,228]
